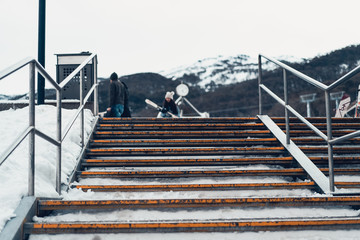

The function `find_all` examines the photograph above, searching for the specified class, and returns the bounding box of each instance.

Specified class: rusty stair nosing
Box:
[38,195,360,211]
[77,168,360,179]
[81,157,293,167]
[71,182,317,192]
[24,217,360,234]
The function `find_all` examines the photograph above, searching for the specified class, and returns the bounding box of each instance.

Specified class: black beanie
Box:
[110,72,118,81]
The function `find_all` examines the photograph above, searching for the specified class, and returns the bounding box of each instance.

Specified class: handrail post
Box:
[80,69,84,148]
[325,90,335,192]
[93,56,99,116]
[28,61,36,196]
[283,69,290,145]
[258,55,263,115]
[56,89,62,194]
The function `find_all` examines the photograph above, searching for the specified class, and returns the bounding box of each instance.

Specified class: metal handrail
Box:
[0,54,98,195]
[258,54,360,193]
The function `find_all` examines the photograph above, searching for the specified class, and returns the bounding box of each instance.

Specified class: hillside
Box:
[1,45,360,117]
[96,44,360,117]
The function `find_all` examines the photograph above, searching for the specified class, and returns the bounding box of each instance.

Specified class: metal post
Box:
[93,56,99,116]
[28,62,36,196]
[325,90,335,192]
[56,90,62,194]
[37,0,46,104]
[258,55,263,115]
[283,69,290,145]
[307,102,311,117]
[80,69,84,148]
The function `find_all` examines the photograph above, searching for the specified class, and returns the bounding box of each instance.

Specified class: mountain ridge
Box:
[1,44,360,117]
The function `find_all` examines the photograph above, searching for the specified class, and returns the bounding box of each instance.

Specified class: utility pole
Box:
[37,0,46,104]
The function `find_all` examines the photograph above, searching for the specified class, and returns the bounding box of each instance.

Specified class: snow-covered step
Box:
[86,146,286,156]
[93,129,274,139]
[37,195,360,211]
[76,168,360,179]
[82,155,360,167]
[24,217,360,234]
[89,137,280,147]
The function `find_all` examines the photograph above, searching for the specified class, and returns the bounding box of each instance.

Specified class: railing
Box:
[258,54,360,193]
[0,54,98,195]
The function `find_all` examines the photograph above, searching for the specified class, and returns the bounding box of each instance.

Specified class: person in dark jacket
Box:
[160,91,179,117]
[106,72,125,117]
[120,80,131,117]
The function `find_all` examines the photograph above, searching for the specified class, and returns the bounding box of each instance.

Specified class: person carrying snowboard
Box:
[160,91,180,118]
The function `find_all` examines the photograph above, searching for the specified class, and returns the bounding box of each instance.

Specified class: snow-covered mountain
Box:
[160,54,303,91]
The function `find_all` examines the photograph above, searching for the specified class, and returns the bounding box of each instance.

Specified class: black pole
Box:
[37,0,46,104]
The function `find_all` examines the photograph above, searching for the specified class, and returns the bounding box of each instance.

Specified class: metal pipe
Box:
[37,0,46,104]
[325,90,334,192]
[258,55,263,115]
[83,83,97,104]
[80,69,84,148]
[28,62,36,196]
[62,104,84,142]
[283,69,290,145]
[56,90,62,194]
[59,53,96,89]
[0,57,33,80]
[260,54,328,91]
[328,64,360,90]
[329,130,360,145]
[93,56,99,116]
[183,97,203,116]
[306,102,311,117]
[35,61,61,91]
[34,129,61,147]
[0,127,33,166]
[260,84,328,141]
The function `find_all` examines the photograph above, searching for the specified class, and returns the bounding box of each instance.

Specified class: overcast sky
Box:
[1,0,360,94]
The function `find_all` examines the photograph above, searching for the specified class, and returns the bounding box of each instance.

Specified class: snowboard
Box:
[145,99,178,118]
[356,85,360,118]
[335,94,351,117]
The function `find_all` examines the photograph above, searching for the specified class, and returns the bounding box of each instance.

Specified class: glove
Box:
[161,107,168,113]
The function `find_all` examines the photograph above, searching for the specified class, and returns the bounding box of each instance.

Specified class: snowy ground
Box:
[0,105,94,231]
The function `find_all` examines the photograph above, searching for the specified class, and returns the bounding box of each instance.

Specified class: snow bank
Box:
[0,105,95,231]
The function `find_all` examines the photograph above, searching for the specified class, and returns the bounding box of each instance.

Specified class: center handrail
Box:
[0,54,98,195]
[258,54,360,193]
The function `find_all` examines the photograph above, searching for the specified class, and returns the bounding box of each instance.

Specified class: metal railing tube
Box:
[260,84,328,141]
[35,61,61,91]
[34,129,60,147]
[0,57,33,80]
[260,54,328,91]
[80,69,84,148]
[283,69,290,145]
[28,62,36,196]
[93,56,99,116]
[0,127,33,166]
[328,64,360,90]
[0,54,99,196]
[83,84,97,104]
[329,130,360,145]
[61,84,96,142]
[325,90,335,192]
[61,104,85,142]
[59,53,96,89]
[56,90,62,194]
[286,105,328,141]
[258,55,263,115]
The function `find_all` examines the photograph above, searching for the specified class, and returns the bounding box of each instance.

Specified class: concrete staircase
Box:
[23,117,360,238]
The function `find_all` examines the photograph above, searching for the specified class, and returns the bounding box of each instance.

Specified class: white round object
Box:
[176,83,189,96]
